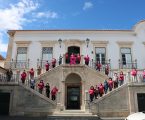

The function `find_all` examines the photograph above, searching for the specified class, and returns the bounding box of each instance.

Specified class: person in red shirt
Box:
[84,55,90,66]
[96,61,102,71]
[38,80,44,94]
[51,86,58,101]
[70,53,76,65]
[52,58,56,68]
[29,68,34,79]
[119,71,124,86]
[131,68,137,82]
[98,83,104,97]
[108,77,113,91]
[76,54,81,64]
[89,86,94,102]
[21,70,27,84]
[45,61,50,71]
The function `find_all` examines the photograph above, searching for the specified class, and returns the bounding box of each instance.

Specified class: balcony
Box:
[89,59,111,71]
[119,59,137,69]
[5,59,30,69]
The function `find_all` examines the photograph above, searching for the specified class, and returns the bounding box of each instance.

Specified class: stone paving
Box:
[0,116,124,120]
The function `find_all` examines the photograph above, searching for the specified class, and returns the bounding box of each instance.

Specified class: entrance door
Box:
[137,93,145,112]
[0,93,10,115]
[67,86,80,109]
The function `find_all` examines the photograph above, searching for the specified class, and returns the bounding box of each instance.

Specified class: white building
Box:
[5,20,145,71]
[1,20,145,117]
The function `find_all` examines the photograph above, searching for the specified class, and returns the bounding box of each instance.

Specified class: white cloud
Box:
[0,33,7,53]
[0,0,39,54]
[83,2,93,10]
[36,11,58,19]
[0,0,39,30]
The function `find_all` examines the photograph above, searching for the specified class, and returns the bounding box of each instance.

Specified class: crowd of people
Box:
[37,80,58,101]
[3,53,143,103]
[18,67,58,101]
[89,71,125,102]
[88,68,139,102]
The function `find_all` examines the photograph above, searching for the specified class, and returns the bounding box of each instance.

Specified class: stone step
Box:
[53,110,94,116]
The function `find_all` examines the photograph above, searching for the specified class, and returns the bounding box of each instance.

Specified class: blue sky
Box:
[0,0,145,58]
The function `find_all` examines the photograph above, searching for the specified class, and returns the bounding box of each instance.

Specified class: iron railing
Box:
[5,59,30,69]
[89,59,111,72]
[119,59,137,69]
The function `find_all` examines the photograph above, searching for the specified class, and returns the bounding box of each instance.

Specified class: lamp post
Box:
[86,38,90,48]
[58,38,62,48]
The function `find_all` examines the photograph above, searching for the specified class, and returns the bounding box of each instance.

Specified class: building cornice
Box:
[64,39,84,46]
[15,41,31,47]
[117,41,133,46]
[39,41,57,47]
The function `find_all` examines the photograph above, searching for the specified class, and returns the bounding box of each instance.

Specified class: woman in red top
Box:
[38,80,44,94]
[131,68,137,82]
[89,86,94,102]
[70,53,76,65]
[51,86,58,101]
[119,71,124,86]
[21,70,27,84]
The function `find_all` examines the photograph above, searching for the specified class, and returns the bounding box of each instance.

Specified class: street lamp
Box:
[58,38,62,48]
[86,38,90,47]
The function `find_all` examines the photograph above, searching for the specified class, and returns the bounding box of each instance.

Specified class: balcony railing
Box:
[5,59,30,69]
[89,59,111,72]
[119,59,137,69]
[37,59,60,69]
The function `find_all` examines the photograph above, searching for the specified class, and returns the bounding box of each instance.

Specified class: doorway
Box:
[65,73,82,110]
[67,86,80,109]
[0,93,10,115]
[137,93,145,112]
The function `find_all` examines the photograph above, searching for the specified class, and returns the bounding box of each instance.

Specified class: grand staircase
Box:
[0,63,136,119]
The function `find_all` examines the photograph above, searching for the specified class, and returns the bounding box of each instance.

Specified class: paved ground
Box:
[0,116,124,120]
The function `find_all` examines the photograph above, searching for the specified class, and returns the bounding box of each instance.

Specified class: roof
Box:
[0,55,5,60]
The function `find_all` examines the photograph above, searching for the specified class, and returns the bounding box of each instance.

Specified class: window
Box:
[17,47,27,61]
[95,47,106,64]
[42,47,53,61]
[120,48,132,65]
